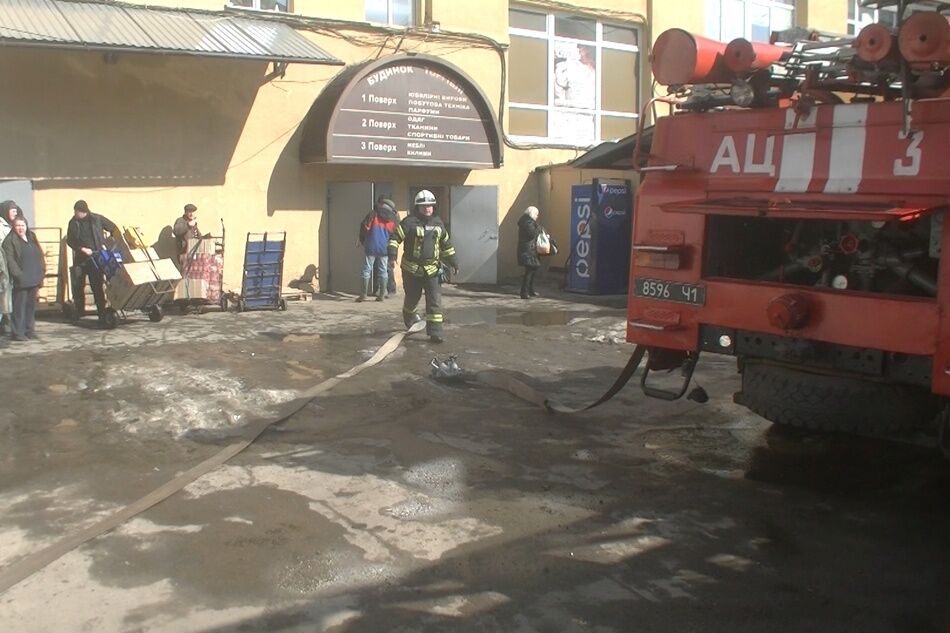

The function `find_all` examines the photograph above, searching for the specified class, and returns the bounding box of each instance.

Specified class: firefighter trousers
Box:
[402,273,443,337]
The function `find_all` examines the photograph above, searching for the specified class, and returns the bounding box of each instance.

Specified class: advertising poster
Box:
[591,181,632,295]
[568,185,592,293]
[569,181,632,295]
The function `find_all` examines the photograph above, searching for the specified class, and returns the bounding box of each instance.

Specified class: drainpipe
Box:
[423,0,439,32]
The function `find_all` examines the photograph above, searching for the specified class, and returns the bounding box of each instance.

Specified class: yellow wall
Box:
[649,0,705,42]
[800,0,849,34]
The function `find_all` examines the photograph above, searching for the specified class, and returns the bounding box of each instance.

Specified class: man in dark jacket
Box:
[66,199,119,323]
[357,196,398,302]
[388,189,458,344]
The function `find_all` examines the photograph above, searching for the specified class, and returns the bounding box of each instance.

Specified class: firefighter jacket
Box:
[388,214,457,278]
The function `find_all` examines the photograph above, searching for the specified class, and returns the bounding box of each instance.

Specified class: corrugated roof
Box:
[569,128,652,170]
[0,0,342,64]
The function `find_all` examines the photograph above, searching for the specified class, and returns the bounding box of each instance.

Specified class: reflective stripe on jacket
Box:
[388,215,457,278]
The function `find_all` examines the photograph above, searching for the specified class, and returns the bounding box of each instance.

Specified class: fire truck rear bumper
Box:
[627,280,950,395]
[697,325,933,389]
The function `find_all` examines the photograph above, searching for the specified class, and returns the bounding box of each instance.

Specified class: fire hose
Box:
[473,345,647,413]
[0,322,647,596]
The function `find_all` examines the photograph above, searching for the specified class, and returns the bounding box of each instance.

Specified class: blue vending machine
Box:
[568,179,633,295]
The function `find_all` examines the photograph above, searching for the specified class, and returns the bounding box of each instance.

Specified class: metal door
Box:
[449,185,498,284]
[327,182,373,294]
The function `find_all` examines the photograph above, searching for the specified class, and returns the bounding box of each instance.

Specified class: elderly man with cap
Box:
[173,203,200,268]
[66,199,119,325]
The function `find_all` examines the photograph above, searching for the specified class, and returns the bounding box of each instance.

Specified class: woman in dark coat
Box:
[2,216,45,341]
[517,206,542,299]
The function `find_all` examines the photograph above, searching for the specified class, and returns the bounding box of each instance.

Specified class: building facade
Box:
[0,0,858,296]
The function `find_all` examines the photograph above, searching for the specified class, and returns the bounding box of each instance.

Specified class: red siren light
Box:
[651,28,731,85]
[899,12,950,68]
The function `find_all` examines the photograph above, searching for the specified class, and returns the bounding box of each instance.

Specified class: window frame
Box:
[846,1,932,35]
[508,8,642,148]
[705,0,796,43]
[365,0,417,27]
[226,0,290,13]
[847,0,897,34]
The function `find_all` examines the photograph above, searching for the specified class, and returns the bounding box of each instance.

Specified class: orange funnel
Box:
[651,28,731,85]
[723,38,790,72]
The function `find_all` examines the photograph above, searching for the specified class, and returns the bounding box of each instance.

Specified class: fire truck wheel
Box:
[738,361,939,434]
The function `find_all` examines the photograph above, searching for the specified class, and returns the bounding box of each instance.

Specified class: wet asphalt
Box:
[0,282,948,633]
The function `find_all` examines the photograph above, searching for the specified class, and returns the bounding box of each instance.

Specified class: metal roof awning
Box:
[569,127,653,171]
[0,0,342,65]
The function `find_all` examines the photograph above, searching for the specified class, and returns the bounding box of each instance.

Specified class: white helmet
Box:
[414,189,437,207]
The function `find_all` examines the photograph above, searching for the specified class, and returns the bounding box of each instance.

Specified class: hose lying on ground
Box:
[0,320,428,596]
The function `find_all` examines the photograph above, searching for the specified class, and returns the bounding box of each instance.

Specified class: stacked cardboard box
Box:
[106,250,181,310]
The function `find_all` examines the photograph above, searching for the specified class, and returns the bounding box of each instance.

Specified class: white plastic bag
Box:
[536,229,552,255]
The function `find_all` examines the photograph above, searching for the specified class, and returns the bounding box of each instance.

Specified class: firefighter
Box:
[388,189,458,344]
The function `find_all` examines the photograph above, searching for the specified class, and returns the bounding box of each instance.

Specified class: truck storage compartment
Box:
[703,214,940,297]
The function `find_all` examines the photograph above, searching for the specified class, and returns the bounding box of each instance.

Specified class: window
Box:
[228,0,288,12]
[508,8,641,145]
[847,1,897,35]
[705,0,794,43]
[366,0,414,27]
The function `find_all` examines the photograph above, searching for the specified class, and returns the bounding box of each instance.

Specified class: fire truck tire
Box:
[738,361,938,434]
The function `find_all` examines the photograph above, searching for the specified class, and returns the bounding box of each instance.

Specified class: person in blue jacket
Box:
[357,196,398,302]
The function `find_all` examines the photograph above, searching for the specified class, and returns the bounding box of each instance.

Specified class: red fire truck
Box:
[629,1,950,450]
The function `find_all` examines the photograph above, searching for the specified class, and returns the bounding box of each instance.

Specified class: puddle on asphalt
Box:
[446,307,619,327]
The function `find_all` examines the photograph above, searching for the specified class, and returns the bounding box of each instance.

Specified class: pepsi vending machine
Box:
[568,179,633,294]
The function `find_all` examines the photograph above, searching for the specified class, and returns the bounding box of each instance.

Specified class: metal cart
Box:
[225,231,287,312]
[95,248,178,329]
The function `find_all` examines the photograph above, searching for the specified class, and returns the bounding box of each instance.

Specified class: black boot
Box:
[521,268,538,299]
[376,281,385,302]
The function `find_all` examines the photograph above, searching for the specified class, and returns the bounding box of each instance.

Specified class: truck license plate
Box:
[634,278,706,306]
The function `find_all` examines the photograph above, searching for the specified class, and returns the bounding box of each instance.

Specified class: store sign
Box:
[303,56,501,169]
